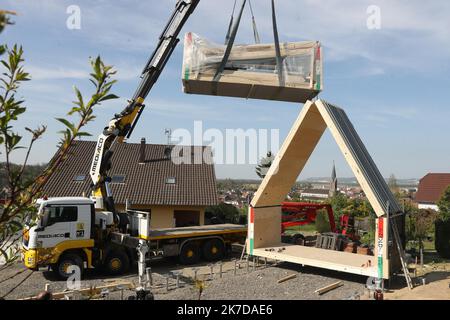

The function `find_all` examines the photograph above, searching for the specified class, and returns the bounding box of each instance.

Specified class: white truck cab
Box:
[22,197,116,278]
[26,197,94,249]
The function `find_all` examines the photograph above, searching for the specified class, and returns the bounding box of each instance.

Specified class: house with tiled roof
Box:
[43,139,218,229]
[415,173,450,211]
[300,188,330,200]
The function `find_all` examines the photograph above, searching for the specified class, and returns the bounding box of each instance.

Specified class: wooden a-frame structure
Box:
[248,99,402,279]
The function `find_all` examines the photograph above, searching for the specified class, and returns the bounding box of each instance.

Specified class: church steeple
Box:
[330,161,337,197]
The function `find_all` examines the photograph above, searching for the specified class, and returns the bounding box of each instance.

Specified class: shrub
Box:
[434,185,450,258]
[435,219,450,259]
[315,209,331,233]
[437,185,450,222]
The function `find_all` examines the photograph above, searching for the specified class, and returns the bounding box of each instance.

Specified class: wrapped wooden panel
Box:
[182,32,323,103]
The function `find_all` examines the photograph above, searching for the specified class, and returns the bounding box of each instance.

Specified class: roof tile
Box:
[415,173,450,204]
[43,140,218,207]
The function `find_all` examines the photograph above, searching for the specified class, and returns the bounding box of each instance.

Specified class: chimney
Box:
[139,138,146,163]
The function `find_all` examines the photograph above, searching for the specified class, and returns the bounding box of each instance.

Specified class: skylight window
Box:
[73,175,86,182]
[111,175,126,184]
[166,177,176,184]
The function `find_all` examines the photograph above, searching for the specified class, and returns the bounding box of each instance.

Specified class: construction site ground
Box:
[1,250,449,300]
[384,251,450,300]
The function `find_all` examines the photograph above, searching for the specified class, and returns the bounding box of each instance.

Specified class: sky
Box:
[1,0,449,180]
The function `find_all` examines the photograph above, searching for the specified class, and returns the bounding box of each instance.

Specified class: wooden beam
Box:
[251,101,327,207]
[20,282,135,300]
[315,281,343,295]
[277,274,297,284]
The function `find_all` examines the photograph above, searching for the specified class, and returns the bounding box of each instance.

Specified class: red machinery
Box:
[339,214,359,240]
[281,202,359,241]
[281,202,336,233]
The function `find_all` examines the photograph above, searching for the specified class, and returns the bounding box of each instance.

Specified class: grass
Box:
[284,223,317,235]
[406,239,450,264]
[406,239,436,252]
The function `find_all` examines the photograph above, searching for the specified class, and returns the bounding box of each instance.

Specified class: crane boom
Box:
[89,0,200,214]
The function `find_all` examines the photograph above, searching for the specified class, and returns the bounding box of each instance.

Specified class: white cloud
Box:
[25,61,143,82]
[354,104,419,125]
[27,65,87,80]
[6,0,450,74]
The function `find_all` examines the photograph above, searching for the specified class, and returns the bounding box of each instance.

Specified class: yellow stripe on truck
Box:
[23,239,95,270]
[23,249,38,269]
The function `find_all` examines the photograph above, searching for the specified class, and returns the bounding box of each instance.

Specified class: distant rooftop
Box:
[415,173,450,204]
[301,188,330,195]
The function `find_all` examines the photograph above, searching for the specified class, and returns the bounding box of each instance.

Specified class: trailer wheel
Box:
[179,242,200,265]
[292,234,305,245]
[104,250,130,275]
[53,253,84,280]
[202,239,224,262]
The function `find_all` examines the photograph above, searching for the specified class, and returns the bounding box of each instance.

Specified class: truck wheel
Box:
[179,242,200,265]
[202,239,224,262]
[53,253,84,280]
[104,250,130,275]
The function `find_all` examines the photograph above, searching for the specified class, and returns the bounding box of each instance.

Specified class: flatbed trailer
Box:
[146,223,247,240]
[22,198,246,279]
[111,223,247,264]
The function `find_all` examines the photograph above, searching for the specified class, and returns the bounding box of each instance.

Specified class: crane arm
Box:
[89,0,200,213]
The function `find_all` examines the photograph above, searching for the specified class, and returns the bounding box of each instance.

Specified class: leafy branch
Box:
[0,9,119,266]
[56,56,118,148]
[0,10,15,56]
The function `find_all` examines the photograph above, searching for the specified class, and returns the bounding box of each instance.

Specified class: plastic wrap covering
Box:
[182,32,323,103]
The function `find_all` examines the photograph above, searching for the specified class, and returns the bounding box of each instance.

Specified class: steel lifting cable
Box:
[248,0,260,44]
[214,0,247,83]
[218,0,283,86]
[271,0,285,87]
[225,0,238,45]
[226,0,260,45]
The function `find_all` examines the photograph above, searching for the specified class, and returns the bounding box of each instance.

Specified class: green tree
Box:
[315,209,331,233]
[255,151,274,179]
[388,174,400,195]
[404,200,419,243]
[0,11,118,267]
[359,212,376,246]
[437,185,450,222]
[327,192,348,217]
[435,185,450,258]
[342,198,374,218]
[205,203,241,224]
[356,199,373,217]
[0,163,46,189]
[416,209,437,249]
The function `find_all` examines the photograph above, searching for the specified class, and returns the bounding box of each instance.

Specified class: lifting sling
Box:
[215,0,284,86]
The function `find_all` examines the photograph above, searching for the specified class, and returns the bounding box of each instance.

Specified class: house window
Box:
[111,175,126,184]
[166,177,176,184]
[73,175,86,182]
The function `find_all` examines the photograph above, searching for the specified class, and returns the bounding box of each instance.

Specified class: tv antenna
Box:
[164,128,172,145]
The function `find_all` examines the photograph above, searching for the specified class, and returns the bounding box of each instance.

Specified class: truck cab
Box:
[22,197,122,279]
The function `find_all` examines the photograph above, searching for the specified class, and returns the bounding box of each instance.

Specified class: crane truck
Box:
[21,0,247,295]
